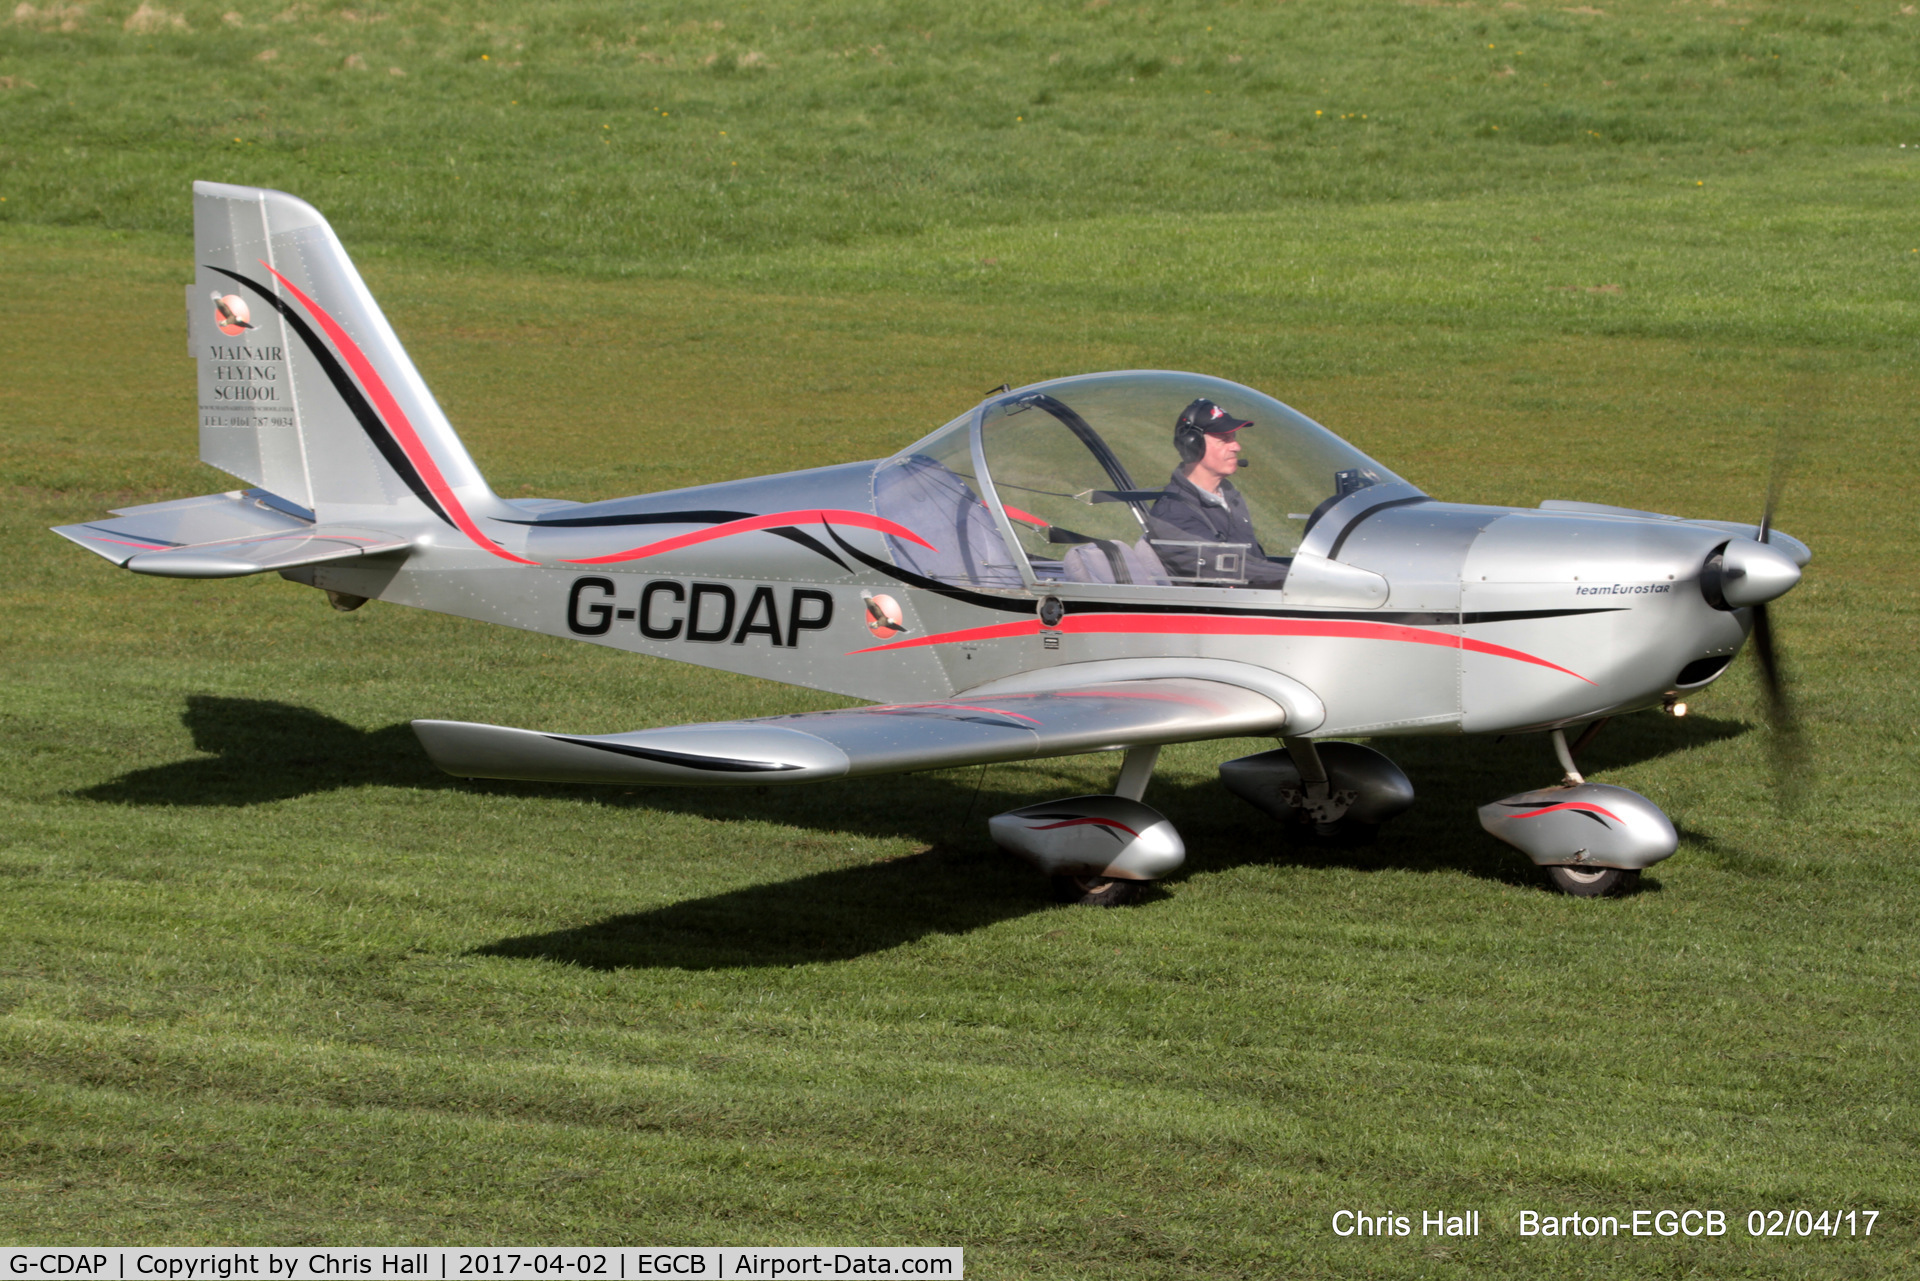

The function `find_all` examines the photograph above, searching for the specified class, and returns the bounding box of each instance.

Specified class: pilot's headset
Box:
[1174,397,1252,464]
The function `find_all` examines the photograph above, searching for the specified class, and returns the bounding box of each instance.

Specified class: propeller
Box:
[1749,416,1808,803]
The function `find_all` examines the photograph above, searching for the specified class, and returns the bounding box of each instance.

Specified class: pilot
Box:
[1148,398,1289,588]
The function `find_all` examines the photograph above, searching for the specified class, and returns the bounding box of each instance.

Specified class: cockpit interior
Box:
[872,371,1401,594]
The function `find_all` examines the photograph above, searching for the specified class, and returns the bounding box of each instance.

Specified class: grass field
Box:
[4,1,1919,1276]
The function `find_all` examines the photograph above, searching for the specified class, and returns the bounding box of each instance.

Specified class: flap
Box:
[414,677,1286,787]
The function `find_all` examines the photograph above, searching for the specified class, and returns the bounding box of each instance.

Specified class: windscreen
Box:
[978,371,1404,587]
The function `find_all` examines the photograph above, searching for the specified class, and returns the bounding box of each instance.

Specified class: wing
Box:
[412,678,1286,787]
[52,489,411,578]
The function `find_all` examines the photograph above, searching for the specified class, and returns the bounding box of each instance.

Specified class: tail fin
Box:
[189,182,531,562]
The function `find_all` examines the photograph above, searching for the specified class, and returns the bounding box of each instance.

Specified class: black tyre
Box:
[1051,875,1147,907]
[1288,818,1380,848]
[1545,865,1641,898]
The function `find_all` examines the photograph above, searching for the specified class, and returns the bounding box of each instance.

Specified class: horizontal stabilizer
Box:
[121,527,412,578]
[52,488,411,579]
[414,678,1285,787]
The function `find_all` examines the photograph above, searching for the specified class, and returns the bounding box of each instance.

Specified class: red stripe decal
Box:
[192,532,390,549]
[851,619,1042,653]
[1457,637,1591,682]
[1000,502,1050,529]
[261,263,537,566]
[850,612,1592,683]
[1503,801,1624,823]
[861,701,1042,724]
[564,510,933,566]
[1029,817,1140,837]
[91,536,175,551]
[1052,688,1214,705]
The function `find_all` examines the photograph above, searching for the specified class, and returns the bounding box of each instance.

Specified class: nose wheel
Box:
[1480,726,1675,897]
[1545,865,1641,898]
[1051,875,1147,907]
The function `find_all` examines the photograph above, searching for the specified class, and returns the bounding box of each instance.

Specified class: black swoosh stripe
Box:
[824,525,1038,615]
[820,513,1623,623]
[502,509,752,528]
[1460,609,1625,625]
[829,524,1630,625]
[500,508,849,572]
[546,734,803,773]
[1496,801,1613,829]
[761,527,852,572]
[1325,495,1433,559]
[1055,601,1623,626]
[208,266,453,527]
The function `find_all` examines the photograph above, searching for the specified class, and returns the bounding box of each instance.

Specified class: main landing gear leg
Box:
[1551,727,1585,786]
[1113,744,1160,802]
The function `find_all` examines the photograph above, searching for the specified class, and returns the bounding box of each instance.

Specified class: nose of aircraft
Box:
[1711,538,1802,608]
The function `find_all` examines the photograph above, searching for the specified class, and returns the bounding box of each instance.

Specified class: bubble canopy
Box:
[871,371,1410,595]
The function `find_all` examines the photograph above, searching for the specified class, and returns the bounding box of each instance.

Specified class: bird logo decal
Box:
[863,592,907,639]
[213,293,255,337]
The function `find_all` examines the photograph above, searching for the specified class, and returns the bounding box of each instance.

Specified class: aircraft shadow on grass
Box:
[83,695,1747,968]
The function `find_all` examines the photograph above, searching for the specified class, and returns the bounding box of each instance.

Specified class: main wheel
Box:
[1545,865,1641,898]
[1293,818,1380,847]
[1052,875,1147,907]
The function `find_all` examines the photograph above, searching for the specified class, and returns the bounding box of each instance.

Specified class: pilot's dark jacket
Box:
[1147,470,1290,588]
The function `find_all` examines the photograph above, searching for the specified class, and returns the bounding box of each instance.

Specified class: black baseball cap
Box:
[1178,397,1253,435]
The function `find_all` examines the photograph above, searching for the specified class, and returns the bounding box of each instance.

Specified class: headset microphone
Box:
[1173,397,1255,465]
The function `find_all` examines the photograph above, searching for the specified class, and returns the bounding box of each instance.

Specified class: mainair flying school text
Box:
[205,344,286,402]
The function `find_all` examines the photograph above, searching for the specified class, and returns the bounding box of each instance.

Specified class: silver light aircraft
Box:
[53,184,1811,903]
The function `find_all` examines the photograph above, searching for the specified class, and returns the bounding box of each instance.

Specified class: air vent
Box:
[1675,655,1733,687]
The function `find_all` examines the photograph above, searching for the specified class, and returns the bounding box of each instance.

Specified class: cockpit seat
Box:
[1060,537,1172,587]
[873,454,1024,588]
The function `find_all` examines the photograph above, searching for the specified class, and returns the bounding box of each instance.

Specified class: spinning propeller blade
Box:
[1751,407,1807,803]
